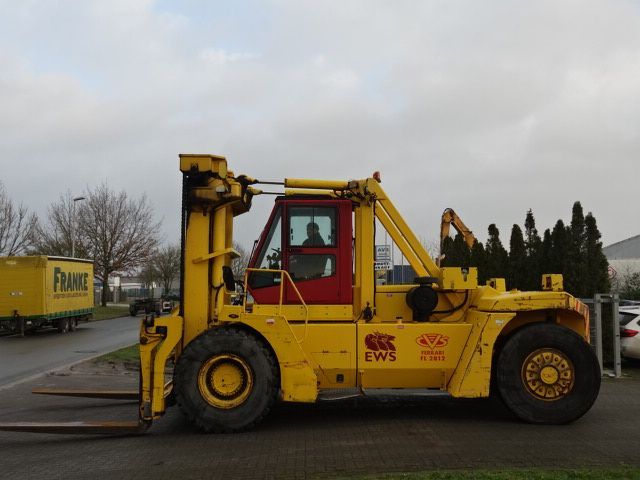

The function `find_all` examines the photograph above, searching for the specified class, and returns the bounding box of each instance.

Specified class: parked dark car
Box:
[129,298,162,317]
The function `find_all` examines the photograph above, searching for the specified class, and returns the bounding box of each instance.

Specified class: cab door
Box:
[247,198,352,305]
[283,200,351,304]
[283,200,352,304]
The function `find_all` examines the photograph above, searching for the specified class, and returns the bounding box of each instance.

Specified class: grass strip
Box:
[95,344,140,364]
[329,468,640,480]
[91,306,130,321]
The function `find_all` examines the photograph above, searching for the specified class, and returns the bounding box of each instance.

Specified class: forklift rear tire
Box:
[496,323,600,424]
[174,327,279,433]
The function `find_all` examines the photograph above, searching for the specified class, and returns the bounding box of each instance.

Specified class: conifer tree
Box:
[470,239,487,285]
[565,202,587,297]
[584,212,610,296]
[453,233,471,268]
[440,236,455,267]
[540,228,553,279]
[523,209,543,291]
[549,219,568,276]
[441,233,470,267]
[508,224,526,289]
[485,224,509,281]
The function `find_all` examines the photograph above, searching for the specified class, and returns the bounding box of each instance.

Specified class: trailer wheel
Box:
[496,323,600,424]
[56,318,70,334]
[174,328,279,433]
[68,318,77,332]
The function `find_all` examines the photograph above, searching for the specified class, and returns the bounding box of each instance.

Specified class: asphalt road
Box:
[0,316,140,388]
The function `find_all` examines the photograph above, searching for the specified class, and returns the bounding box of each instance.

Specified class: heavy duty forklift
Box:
[0,154,600,435]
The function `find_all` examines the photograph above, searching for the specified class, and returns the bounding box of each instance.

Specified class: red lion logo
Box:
[365,332,396,351]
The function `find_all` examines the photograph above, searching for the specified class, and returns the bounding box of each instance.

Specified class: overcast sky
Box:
[0,0,638,251]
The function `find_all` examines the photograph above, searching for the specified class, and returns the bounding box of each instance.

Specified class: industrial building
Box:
[603,235,640,285]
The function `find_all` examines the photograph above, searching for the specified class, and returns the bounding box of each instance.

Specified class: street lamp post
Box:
[71,196,86,258]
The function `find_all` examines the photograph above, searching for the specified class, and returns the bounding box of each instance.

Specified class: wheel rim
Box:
[521,348,575,401]
[197,354,253,409]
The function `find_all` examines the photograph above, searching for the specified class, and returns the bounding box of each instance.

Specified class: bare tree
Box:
[232,242,249,280]
[153,244,180,295]
[79,183,160,306]
[32,191,87,257]
[420,236,441,260]
[0,182,37,256]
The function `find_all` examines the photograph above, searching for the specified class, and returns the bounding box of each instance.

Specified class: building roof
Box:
[603,234,640,260]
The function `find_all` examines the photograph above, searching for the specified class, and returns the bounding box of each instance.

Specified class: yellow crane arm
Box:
[440,208,476,252]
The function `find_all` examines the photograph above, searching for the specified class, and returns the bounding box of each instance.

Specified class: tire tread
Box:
[174,327,279,433]
[496,322,600,424]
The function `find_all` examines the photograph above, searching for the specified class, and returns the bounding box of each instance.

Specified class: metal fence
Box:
[582,293,621,378]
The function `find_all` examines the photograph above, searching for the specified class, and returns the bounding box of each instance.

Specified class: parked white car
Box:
[620,307,640,360]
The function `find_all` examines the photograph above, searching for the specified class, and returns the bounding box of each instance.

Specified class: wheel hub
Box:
[198,354,253,409]
[522,348,574,401]
[539,366,559,385]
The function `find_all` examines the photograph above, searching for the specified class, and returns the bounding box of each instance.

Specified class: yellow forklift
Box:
[0,154,600,434]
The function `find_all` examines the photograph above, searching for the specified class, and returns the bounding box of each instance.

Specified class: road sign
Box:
[375,245,391,260]
[374,260,393,271]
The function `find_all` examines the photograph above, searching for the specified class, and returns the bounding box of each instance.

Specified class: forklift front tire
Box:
[174,328,279,433]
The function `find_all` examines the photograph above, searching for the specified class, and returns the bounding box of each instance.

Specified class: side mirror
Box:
[222,266,236,292]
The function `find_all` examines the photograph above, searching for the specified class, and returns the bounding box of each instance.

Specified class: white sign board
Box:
[375,245,391,260]
[374,260,393,271]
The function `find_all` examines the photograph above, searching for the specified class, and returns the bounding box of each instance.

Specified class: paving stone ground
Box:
[0,363,639,480]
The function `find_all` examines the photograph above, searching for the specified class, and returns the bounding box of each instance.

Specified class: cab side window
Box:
[288,207,336,281]
[289,207,336,247]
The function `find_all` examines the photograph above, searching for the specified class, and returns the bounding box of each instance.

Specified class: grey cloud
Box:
[0,0,638,251]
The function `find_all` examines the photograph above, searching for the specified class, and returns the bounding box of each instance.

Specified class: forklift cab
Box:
[247,198,353,305]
